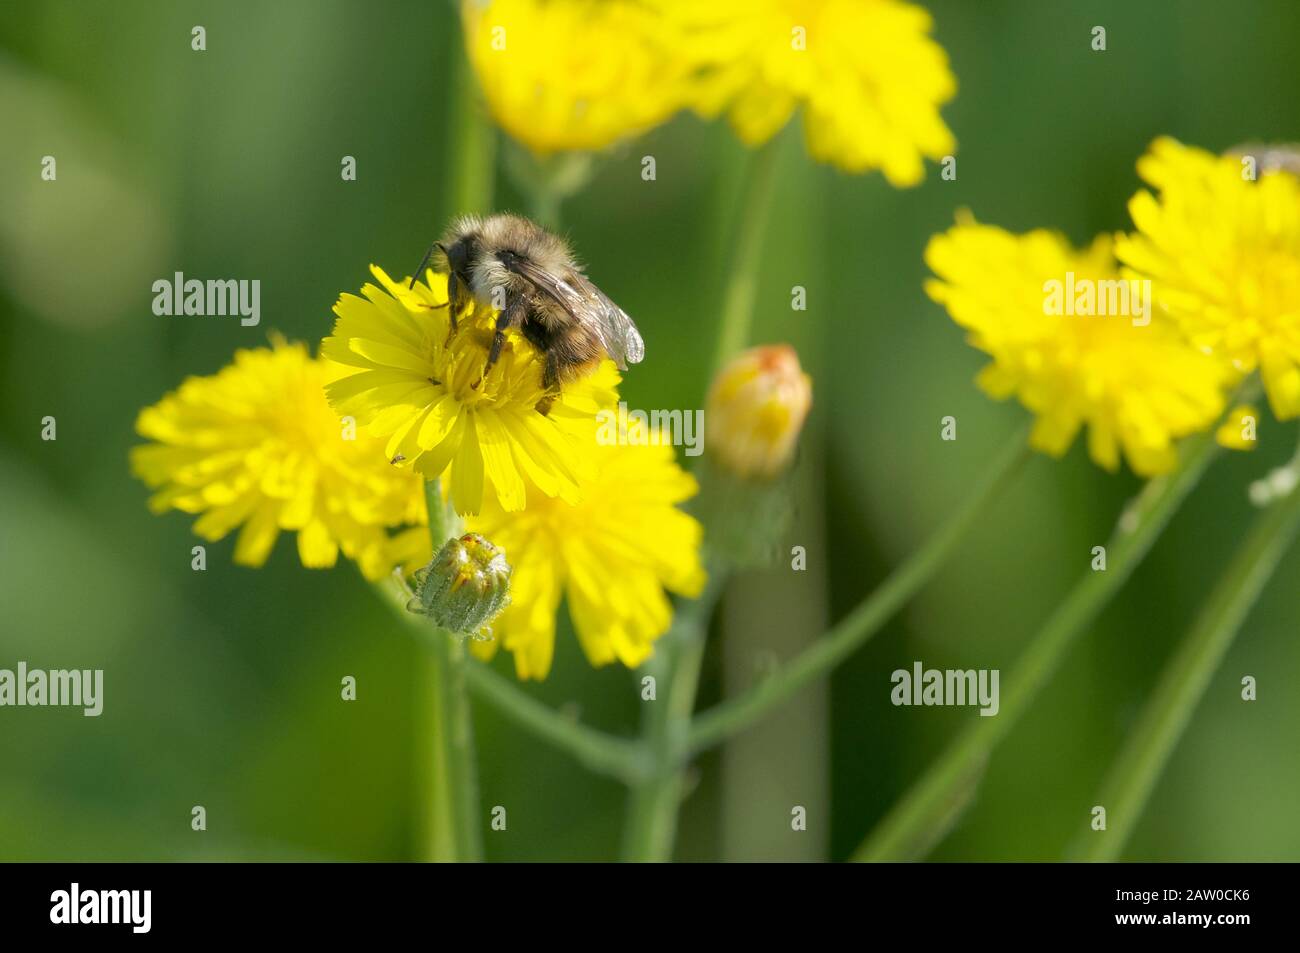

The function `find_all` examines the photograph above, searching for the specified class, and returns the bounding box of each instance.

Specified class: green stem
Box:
[424,477,456,545]
[446,31,496,217]
[853,426,1227,862]
[501,140,595,230]
[378,577,649,781]
[420,479,482,861]
[689,429,1031,755]
[621,569,728,861]
[460,661,652,782]
[426,628,482,861]
[620,135,785,860]
[711,138,782,373]
[531,153,594,229]
[529,188,562,230]
[1071,478,1300,861]
[418,477,646,784]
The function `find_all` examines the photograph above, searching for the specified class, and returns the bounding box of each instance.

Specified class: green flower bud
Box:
[406,533,512,638]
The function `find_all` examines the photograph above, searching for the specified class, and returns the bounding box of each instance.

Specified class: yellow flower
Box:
[321,265,619,516]
[461,434,706,680]
[461,0,691,155]
[926,216,1230,476]
[677,0,955,183]
[706,344,813,479]
[1117,137,1300,419]
[1216,404,1261,451]
[130,337,424,579]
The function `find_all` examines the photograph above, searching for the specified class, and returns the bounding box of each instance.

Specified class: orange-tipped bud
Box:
[706,344,813,479]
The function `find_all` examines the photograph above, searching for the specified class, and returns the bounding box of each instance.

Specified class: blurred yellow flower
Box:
[131,337,424,579]
[678,0,955,183]
[706,344,813,479]
[1216,404,1261,451]
[1117,137,1300,420]
[321,265,619,516]
[926,216,1230,476]
[461,433,706,680]
[461,0,691,155]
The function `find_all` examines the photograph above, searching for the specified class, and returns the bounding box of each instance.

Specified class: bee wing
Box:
[582,280,646,369]
[498,252,645,369]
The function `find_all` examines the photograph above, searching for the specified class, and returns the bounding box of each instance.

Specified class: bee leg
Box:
[484,309,516,369]
[445,270,460,340]
[473,297,525,389]
[533,354,562,415]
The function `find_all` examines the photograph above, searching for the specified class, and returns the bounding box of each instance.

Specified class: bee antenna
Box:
[409,242,445,289]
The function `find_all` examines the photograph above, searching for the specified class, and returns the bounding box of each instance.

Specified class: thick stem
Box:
[1071,478,1300,861]
[689,429,1031,755]
[621,570,727,861]
[620,136,784,860]
[720,435,830,860]
[853,426,1226,862]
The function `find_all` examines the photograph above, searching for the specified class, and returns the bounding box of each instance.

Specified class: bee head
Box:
[440,236,477,282]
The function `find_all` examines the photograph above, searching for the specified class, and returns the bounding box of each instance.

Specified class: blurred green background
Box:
[2,0,1299,862]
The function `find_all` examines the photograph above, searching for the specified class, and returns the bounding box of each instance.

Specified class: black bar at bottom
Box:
[0,861,1286,940]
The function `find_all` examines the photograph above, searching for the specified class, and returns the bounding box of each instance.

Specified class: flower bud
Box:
[407,533,511,638]
[697,345,814,568]
[706,344,813,480]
